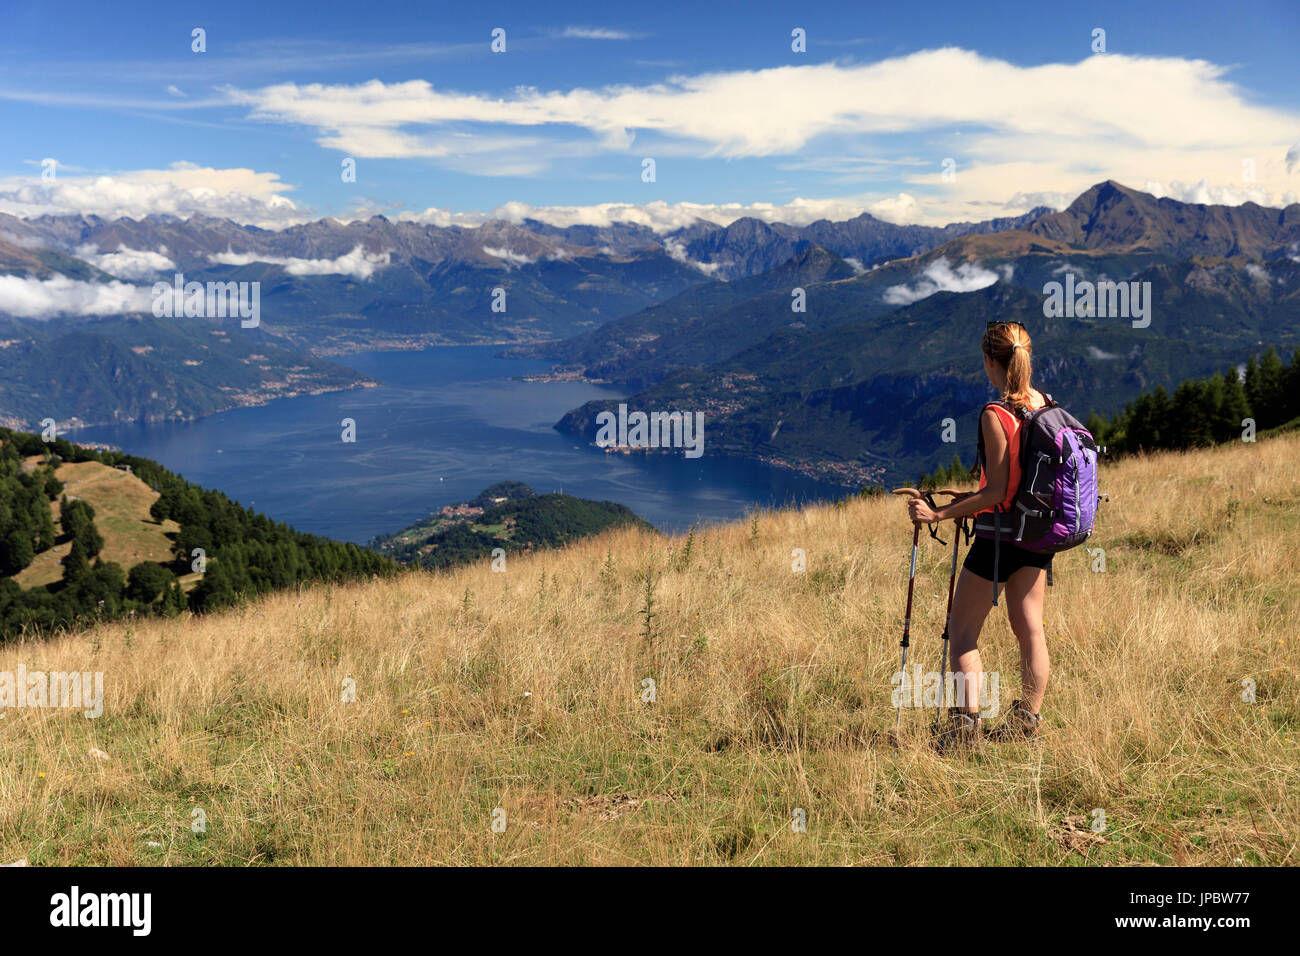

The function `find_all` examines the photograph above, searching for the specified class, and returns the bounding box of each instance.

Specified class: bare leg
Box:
[946,567,1000,714]
[1002,565,1050,713]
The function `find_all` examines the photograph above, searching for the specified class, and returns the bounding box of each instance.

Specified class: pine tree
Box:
[62,538,90,582]
[60,498,104,557]
[1125,387,1171,451]
[163,581,188,616]
[1283,349,1300,424]
[30,492,56,552]
[127,562,174,604]
[1,530,34,576]
[1216,368,1250,442]
[1256,347,1285,428]
[1171,381,1214,447]
[1243,355,1261,412]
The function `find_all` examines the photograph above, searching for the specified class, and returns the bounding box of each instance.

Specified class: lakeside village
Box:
[592,403,705,459]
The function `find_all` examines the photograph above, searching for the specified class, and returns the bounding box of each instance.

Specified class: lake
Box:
[70,346,852,543]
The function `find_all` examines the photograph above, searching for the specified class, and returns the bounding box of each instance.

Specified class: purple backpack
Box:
[973,395,1101,598]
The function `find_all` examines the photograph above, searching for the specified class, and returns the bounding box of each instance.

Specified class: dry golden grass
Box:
[1,434,1297,866]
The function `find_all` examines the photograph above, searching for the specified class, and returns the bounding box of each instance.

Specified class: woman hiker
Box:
[905,321,1050,751]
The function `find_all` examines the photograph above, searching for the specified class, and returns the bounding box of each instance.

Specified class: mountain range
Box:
[3,181,1298,486]
[549,182,1300,484]
[0,200,1059,429]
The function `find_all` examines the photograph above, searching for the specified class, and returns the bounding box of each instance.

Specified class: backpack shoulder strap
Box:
[976,399,1015,470]
[983,399,1016,421]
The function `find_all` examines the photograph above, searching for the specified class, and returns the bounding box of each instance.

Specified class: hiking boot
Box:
[989,700,1043,741]
[932,708,981,755]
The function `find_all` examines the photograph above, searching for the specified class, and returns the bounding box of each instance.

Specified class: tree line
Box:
[0,428,396,640]
[1088,346,1299,454]
[911,345,1300,489]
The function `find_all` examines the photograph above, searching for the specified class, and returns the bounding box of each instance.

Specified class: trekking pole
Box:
[891,488,943,730]
[931,489,969,729]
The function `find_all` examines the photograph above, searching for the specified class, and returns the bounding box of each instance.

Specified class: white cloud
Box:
[866,193,925,224]
[0,274,152,318]
[220,49,1300,221]
[481,246,535,266]
[561,26,633,40]
[0,163,298,227]
[0,173,1040,233]
[1244,263,1269,282]
[663,238,721,276]
[1086,346,1120,360]
[1002,189,1078,212]
[883,257,999,305]
[397,195,935,233]
[379,186,1070,232]
[208,245,388,279]
[75,244,176,280]
[1141,178,1287,206]
[0,231,50,249]
[3,48,1297,231]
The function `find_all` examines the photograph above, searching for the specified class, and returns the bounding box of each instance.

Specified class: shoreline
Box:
[302,334,561,358]
[55,379,379,436]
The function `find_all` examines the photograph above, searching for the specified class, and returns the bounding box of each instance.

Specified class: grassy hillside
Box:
[0,433,1296,865]
[0,428,395,636]
[13,460,182,590]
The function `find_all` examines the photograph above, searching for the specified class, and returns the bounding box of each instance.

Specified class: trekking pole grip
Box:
[892,487,950,545]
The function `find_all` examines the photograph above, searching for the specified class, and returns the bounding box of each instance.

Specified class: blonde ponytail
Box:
[982,322,1034,409]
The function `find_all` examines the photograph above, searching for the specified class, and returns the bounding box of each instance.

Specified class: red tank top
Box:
[977,398,1044,514]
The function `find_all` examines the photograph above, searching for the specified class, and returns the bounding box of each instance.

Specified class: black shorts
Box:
[963,535,1052,583]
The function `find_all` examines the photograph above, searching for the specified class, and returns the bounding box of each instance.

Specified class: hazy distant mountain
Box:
[677,205,1053,280]
[539,183,1300,390]
[0,313,368,431]
[0,201,1056,283]
[511,243,864,388]
[513,218,666,254]
[556,259,1300,486]
[9,181,1290,436]
[552,183,1300,484]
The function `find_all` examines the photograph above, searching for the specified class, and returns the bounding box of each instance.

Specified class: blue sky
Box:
[2,0,1298,229]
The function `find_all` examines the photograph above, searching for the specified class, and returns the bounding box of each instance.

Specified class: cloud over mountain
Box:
[883,257,1000,305]
[0,275,152,318]
[0,163,298,227]
[208,245,390,278]
[75,244,176,280]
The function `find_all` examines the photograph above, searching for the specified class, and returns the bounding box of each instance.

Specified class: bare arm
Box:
[940,408,1008,519]
[908,408,1009,524]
